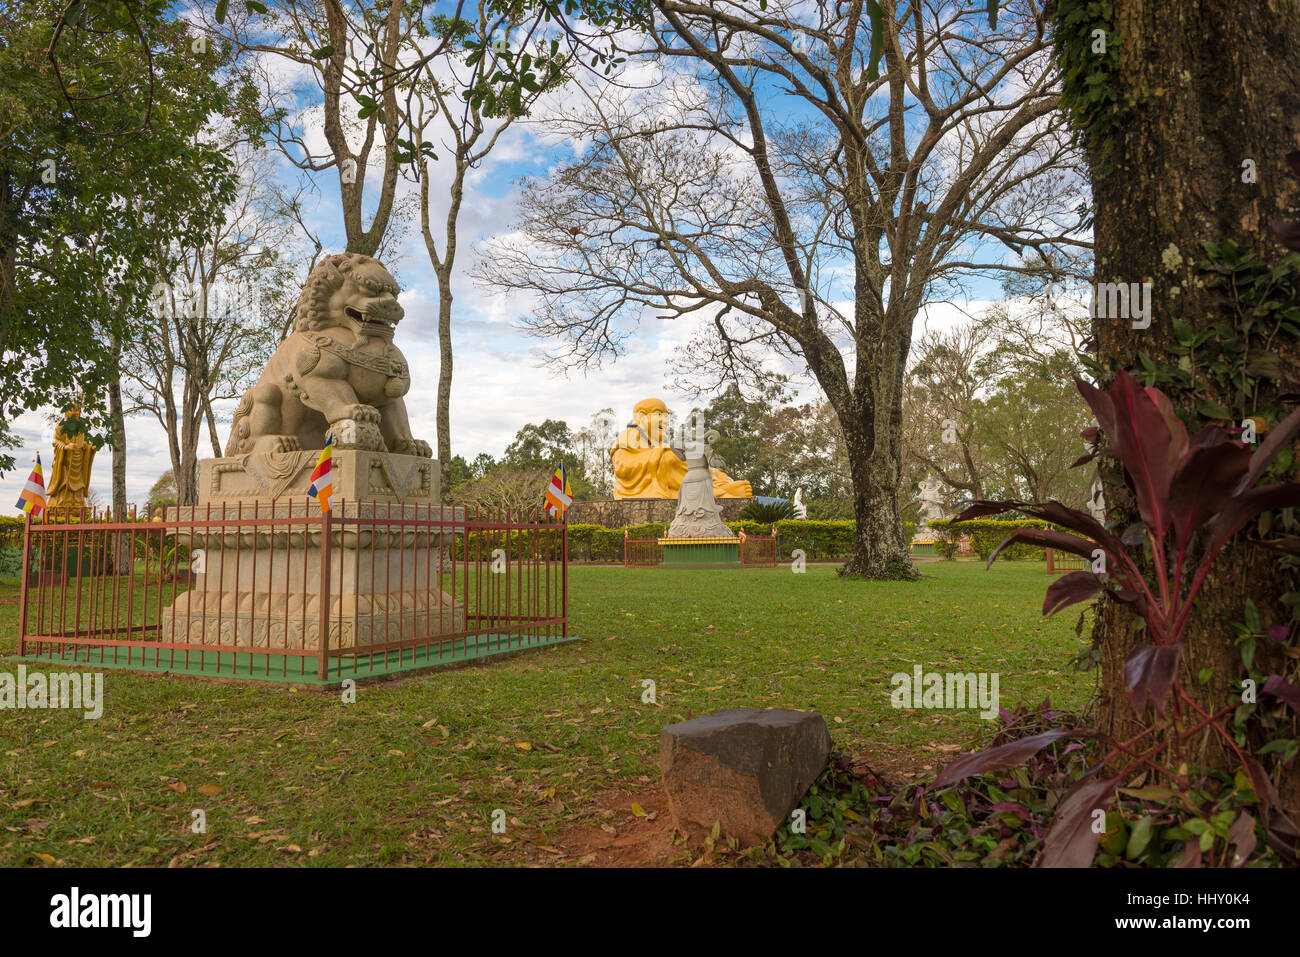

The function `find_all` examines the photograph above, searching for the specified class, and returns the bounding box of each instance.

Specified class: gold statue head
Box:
[632,397,670,445]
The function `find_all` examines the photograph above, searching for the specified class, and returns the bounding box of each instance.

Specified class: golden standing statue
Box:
[610,397,752,499]
[47,408,98,512]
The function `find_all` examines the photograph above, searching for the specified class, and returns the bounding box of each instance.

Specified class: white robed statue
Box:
[665,419,735,540]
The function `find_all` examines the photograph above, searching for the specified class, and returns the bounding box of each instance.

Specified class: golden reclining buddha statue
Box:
[610,398,752,499]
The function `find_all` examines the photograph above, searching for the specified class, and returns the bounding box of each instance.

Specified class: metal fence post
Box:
[16,513,32,656]
[317,505,332,681]
[561,515,568,638]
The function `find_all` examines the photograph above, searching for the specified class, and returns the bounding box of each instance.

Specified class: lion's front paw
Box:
[391,437,433,458]
[331,417,385,452]
[345,404,382,425]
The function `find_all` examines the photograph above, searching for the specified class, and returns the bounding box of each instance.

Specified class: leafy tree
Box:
[972,352,1093,507]
[0,0,251,502]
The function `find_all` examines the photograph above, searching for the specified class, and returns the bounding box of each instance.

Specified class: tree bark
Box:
[1080,0,1300,801]
[107,343,127,519]
[436,264,453,497]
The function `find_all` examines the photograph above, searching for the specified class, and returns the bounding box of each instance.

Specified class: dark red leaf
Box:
[1043,571,1103,616]
[1235,405,1300,495]
[1167,442,1252,553]
[1016,500,1129,557]
[1037,775,1122,868]
[1227,811,1256,867]
[1175,841,1202,868]
[1123,644,1183,717]
[1263,675,1300,714]
[986,528,1098,567]
[1203,483,1300,563]
[955,498,1128,560]
[1265,808,1300,864]
[1241,753,1283,813]
[1075,378,1116,439]
[1187,424,1234,450]
[934,729,1085,788]
[1108,371,1175,537]
[953,500,1008,521]
[1145,385,1189,472]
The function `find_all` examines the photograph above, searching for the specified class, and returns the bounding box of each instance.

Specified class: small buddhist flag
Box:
[14,454,45,518]
[738,527,747,541]
[544,462,572,519]
[308,432,334,513]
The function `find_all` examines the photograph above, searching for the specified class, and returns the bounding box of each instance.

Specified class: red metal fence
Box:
[1046,547,1091,574]
[623,534,778,568]
[15,502,567,681]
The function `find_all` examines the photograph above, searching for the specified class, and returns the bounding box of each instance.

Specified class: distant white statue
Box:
[1088,475,1107,522]
[791,487,808,519]
[918,474,946,523]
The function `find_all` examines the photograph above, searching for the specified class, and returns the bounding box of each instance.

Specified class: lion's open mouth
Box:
[346,306,397,335]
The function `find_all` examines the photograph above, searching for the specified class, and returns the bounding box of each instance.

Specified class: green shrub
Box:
[475,518,927,563]
[0,545,21,578]
[772,519,856,559]
[926,518,1088,561]
[0,515,25,551]
[740,499,794,523]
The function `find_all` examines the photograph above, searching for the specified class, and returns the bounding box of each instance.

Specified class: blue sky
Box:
[2,10,1029,511]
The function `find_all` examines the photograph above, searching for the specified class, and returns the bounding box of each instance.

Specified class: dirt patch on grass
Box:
[529,785,687,867]
[529,746,936,868]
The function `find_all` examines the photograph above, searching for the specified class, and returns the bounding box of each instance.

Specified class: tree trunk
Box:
[1078,0,1300,801]
[178,381,200,507]
[203,395,222,457]
[437,265,453,498]
[837,398,917,580]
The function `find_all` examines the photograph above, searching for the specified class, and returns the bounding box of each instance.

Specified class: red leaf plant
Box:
[936,369,1300,866]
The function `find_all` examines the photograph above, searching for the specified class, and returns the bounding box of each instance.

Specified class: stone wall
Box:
[567,497,754,527]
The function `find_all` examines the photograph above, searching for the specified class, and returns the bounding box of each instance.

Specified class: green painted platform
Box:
[658,539,741,567]
[13,632,580,685]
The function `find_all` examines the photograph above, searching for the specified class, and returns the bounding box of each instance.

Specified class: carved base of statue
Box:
[159,450,465,653]
[665,462,735,539]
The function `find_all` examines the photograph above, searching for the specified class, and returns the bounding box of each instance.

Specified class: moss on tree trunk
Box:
[1074,0,1300,802]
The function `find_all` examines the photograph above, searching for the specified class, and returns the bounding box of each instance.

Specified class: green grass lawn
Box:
[0,561,1093,866]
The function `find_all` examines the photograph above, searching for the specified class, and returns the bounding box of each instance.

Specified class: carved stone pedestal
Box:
[160,450,465,653]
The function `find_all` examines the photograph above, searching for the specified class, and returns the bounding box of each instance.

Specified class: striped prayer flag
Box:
[307,432,334,513]
[544,462,572,519]
[14,454,45,518]
[738,527,747,541]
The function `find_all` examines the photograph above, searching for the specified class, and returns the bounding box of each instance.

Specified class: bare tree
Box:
[478,0,1088,576]
[905,322,1001,502]
[408,4,562,492]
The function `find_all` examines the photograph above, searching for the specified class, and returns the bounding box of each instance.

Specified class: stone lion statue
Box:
[225,252,431,457]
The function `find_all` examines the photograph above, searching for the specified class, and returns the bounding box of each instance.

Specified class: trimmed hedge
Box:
[564,519,919,562]
[0,515,24,551]
[925,518,1088,562]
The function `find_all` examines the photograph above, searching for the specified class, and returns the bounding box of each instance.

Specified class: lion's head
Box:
[293,253,404,340]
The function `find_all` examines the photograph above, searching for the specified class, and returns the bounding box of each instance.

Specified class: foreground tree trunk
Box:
[1071,0,1300,802]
